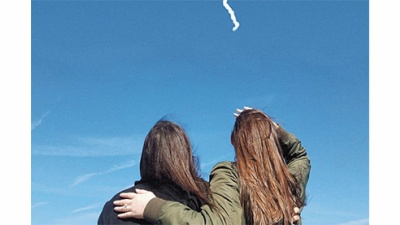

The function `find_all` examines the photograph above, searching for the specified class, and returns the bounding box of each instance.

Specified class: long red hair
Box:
[231,109,304,225]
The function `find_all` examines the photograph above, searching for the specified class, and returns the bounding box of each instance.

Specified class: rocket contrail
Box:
[223,0,240,31]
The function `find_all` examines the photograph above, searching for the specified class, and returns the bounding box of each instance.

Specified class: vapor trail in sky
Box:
[222,0,240,31]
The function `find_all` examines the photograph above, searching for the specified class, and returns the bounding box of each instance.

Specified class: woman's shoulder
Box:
[210,161,238,179]
[211,161,236,170]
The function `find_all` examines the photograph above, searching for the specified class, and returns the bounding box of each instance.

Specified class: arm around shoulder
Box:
[143,161,245,225]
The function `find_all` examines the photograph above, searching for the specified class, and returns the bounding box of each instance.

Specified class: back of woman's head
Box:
[140,119,212,206]
[231,109,303,225]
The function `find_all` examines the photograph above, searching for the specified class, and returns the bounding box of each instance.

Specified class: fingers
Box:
[291,207,301,223]
[233,106,252,117]
[117,212,129,219]
[113,191,149,220]
[113,199,131,207]
[135,189,152,194]
[113,201,131,213]
[116,209,142,219]
[113,192,136,210]
[117,211,134,219]
[119,192,135,198]
[114,196,147,219]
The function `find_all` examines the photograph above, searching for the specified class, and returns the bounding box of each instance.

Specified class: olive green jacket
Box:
[143,127,311,225]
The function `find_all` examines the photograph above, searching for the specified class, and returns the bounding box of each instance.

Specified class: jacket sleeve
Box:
[143,161,245,225]
[277,126,311,208]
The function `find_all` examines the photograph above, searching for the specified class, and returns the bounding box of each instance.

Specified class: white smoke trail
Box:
[222,0,240,31]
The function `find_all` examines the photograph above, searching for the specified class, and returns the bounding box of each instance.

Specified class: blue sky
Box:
[6,0,400,225]
[30,1,368,225]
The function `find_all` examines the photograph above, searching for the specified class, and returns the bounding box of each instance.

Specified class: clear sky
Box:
[6,0,396,225]
[29,1,370,225]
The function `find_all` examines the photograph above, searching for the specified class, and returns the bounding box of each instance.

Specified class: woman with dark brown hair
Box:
[98,119,214,225]
[114,107,310,225]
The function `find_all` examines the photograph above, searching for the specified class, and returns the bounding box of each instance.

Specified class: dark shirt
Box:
[98,180,204,225]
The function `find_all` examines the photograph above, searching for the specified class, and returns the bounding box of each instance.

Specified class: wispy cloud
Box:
[338,218,369,225]
[200,158,221,170]
[32,136,143,157]
[108,160,138,172]
[71,204,100,213]
[71,160,138,187]
[31,201,47,209]
[31,111,50,130]
[71,173,99,187]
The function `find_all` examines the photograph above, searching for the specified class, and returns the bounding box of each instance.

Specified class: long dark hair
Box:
[231,109,304,225]
[139,119,213,208]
